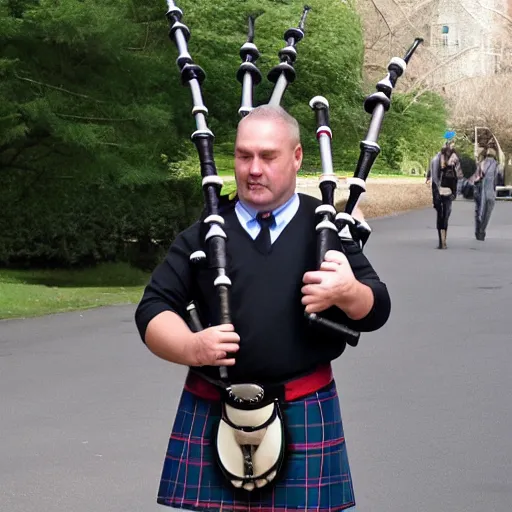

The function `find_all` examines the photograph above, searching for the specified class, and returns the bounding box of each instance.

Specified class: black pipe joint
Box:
[364,92,391,113]
[376,82,392,98]
[387,67,403,89]
[278,47,297,63]
[236,62,262,84]
[180,63,206,85]
[314,107,329,130]
[169,22,190,43]
[207,240,229,272]
[348,223,369,249]
[354,224,371,247]
[203,184,222,212]
[267,62,296,83]
[284,27,304,43]
[177,54,193,69]
[166,7,183,23]
[354,142,380,181]
[359,140,381,155]
[240,46,260,61]
[319,180,335,205]
[388,63,404,79]
[191,130,214,144]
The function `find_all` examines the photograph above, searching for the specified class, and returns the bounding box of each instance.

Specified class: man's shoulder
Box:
[176,203,240,248]
[297,192,322,211]
[173,221,202,250]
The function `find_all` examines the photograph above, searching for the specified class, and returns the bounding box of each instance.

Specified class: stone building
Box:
[427,0,512,86]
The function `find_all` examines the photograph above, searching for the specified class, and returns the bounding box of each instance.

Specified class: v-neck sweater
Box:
[136,194,390,384]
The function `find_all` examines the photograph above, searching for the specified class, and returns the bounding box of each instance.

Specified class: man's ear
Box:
[294,144,303,173]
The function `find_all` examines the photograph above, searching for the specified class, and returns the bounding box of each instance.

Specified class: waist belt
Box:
[185,364,333,403]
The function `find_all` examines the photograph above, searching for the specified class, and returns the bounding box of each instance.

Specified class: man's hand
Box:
[301,250,358,314]
[301,250,375,320]
[191,324,240,367]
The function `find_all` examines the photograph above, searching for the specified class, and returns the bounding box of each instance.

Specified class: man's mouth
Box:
[248,183,265,190]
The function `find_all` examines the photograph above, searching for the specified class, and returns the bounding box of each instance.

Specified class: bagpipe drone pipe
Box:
[307,37,423,345]
[164,0,311,382]
[164,0,422,376]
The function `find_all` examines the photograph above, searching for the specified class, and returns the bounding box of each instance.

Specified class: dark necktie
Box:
[254,212,275,254]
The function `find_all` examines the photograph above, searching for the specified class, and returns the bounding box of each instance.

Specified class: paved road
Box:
[1,201,512,512]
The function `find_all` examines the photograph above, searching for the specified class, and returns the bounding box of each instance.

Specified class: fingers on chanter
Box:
[217,357,236,366]
[220,343,240,353]
[302,271,323,285]
[301,294,315,305]
[301,284,313,295]
[305,302,321,314]
[323,250,346,264]
[320,261,339,272]
[219,323,236,332]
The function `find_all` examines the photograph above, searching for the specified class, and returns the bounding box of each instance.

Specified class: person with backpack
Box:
[426,140,462,249]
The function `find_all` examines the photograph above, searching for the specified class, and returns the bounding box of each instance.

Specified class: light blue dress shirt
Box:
[234,193,300,244]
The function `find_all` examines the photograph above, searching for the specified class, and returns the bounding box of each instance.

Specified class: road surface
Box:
[1,201,511,511]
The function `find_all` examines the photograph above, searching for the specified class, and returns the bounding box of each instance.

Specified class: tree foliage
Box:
[0,0,447,266]
[0,0,184,185]
[142,0,367,170]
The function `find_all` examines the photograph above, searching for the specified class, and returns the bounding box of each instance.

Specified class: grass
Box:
[217,170,424,181]
[203,148,426,180]
[217,169,235,177]
[0,262,149,320]
[218,170,423,199]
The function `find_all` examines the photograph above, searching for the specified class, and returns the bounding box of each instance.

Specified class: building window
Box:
[441,25,449,46]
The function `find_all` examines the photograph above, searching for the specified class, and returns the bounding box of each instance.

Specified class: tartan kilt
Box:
[157,380,355,511]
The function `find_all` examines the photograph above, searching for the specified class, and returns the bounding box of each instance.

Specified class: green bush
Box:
[0,174,203,269]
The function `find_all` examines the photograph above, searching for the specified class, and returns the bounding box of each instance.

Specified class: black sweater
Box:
[135,194,390,383]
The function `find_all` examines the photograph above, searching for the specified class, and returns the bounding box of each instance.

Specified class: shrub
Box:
[0,175,203,269]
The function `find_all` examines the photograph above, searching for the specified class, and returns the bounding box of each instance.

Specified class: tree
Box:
[143,0,368,171]
[447,74,512,183]
[0,0,202,266]
[1,0,369,181]
[0,0,187,187]
[0,0,369,266]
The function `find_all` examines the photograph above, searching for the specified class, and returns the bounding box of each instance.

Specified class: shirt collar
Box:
[236,193,299,229]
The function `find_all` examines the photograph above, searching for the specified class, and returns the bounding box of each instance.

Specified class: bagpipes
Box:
[165,0,310,374]
[164,0,422,492]
[237,6,310,114]
[307,37,423,344]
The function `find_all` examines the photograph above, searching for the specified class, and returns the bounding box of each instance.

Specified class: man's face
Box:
[234,118,303,211]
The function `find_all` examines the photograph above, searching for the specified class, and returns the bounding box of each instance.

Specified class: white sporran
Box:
[215,383,286,492]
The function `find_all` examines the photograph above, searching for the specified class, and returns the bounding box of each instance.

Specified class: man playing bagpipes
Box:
[136,104,390,510]
[135,2,422,510]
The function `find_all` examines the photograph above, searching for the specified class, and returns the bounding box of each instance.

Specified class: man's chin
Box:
[244,190,270,203]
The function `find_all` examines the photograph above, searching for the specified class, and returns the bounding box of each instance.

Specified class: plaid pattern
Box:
[157,381,355,511]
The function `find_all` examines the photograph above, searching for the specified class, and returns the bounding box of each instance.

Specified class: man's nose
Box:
[249,157,262,175]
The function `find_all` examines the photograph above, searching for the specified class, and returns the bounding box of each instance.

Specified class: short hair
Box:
[238,105,301,146]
